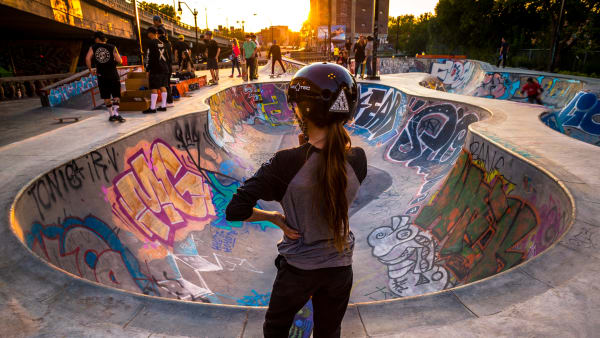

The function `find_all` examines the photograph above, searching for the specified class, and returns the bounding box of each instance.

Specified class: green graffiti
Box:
[414,151,538,283]
[206,172,276,231]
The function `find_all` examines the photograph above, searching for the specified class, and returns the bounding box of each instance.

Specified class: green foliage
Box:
[139,1,177,19]
[388,0,600,74]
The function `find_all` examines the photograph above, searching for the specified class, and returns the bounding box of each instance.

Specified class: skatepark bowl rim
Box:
[8,79,576,310]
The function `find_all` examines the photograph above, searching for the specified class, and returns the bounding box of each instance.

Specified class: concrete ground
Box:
[1,68,600,337]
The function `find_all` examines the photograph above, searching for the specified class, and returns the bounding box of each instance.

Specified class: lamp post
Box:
[367,0,380,80]
[178,1,199,58]
[327,0,331,61]
[132,0,144,65]
[549,0,566,71]
[395,16,399,54]
[237,20,245,34]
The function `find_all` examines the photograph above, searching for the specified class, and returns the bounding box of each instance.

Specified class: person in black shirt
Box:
[353,36,366,78]
[268,40,286,75]
[85,31,125,122]
[205,31,220,85]
[158,28,174,107]
[175,34,192,72]
[497,37,509,68]
[143,26,169,114]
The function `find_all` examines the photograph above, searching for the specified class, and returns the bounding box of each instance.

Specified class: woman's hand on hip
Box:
[268,211,301,240]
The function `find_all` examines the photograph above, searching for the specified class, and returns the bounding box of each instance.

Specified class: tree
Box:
[138,1,176,19]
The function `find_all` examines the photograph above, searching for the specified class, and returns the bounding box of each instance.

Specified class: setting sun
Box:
[151,0,310,32]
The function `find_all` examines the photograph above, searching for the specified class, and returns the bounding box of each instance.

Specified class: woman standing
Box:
[229,38,242,78]
[226,63,367,338]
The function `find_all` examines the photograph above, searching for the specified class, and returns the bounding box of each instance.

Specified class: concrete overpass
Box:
[0,0,231,48]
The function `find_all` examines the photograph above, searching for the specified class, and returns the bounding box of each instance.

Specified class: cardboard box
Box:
[127,72,148,79]
[122,90,151,100]
[119,98,149,111]
[125,78,149,91]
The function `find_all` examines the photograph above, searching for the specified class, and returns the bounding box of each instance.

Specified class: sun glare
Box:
[152,0,310,32]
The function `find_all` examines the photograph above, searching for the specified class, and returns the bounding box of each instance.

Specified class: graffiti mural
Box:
[430,60,475,92]
[368,150,542,296]
[415,151,538,283]
[48,74,97,106]
[46,67,142,107]
[553,92,600,146]
[349,84,407,145]
[472,72,584,109]
[386,98,480,194]
[26,215,154,294]
[105,139,217,247]
[368,216,449,297]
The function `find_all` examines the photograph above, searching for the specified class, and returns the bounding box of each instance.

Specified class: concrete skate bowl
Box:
[378,57,600,147]
[9,81,573,333]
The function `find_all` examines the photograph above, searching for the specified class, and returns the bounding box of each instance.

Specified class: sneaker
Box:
[142,108,157,114]
[229,75,234,78]
[167,103,175,107]
[108,115,117,122]
[237,74,242,77]
[115,115,126,123]
[157,107,167,112]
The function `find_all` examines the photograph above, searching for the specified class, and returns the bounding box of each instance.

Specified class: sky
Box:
[389,0,438,18]
[149,0,439,32]
[150,0,310,32]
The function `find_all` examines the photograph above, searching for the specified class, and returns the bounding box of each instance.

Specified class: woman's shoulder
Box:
[347,147,367,183]
[348,146,366,159]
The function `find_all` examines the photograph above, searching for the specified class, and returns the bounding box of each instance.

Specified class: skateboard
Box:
[269,73,282,79]
[241,59,248,81]
[55,116,81,123]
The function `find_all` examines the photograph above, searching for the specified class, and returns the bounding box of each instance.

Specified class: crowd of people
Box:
[331,35,376,79]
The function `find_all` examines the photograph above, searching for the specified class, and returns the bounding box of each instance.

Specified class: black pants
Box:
[497,53,508,67]
[264,255,352,338]
[246,57,256,80]
[354,57,364,77]
[527,94,543,105]
[271,57,286,74]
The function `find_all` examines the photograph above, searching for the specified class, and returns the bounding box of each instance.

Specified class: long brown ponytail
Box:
[315,122,352,252]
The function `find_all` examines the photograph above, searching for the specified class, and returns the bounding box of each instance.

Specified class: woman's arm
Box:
[245,208,300,239]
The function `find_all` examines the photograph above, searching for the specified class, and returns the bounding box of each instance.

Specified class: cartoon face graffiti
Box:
[367,216,448,297]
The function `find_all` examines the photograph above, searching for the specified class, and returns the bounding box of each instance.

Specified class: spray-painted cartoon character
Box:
[367,216,449,297]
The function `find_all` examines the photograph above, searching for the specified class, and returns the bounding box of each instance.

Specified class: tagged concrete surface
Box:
[10,76,573,334]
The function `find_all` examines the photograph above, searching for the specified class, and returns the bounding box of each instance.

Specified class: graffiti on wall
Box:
[47,67,142,107]
[48,74,97,106]
[208,83,296,149]
[556,92,600,146]
[104,138,275,253]
[430,60,475,92]
[386,98,479,195]
[473,72,584,108]
[368,151,540,296]
[26,215,154,294]
[349,84,407,145]
[378,58,428,75]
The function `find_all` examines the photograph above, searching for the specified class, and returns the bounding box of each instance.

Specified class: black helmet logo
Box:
[290,83,310,91]
[329,91,349,112]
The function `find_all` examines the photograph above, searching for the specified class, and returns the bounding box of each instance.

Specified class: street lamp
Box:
[367,0,381,80]
[178,1,199,59]
[237,20,245,34]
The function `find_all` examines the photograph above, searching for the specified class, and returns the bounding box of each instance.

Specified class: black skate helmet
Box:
[287,62,357,126]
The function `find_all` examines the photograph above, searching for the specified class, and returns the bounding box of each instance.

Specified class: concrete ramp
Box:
[10,81,573,335]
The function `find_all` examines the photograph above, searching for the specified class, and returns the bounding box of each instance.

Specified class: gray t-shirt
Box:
[226,143,367,269]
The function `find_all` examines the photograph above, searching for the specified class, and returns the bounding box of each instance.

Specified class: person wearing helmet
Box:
[226,63,367,338]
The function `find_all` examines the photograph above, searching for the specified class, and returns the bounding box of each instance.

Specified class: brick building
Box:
[308,0,389,43]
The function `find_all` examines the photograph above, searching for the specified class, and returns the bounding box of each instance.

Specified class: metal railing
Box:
[94,0,239,41]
